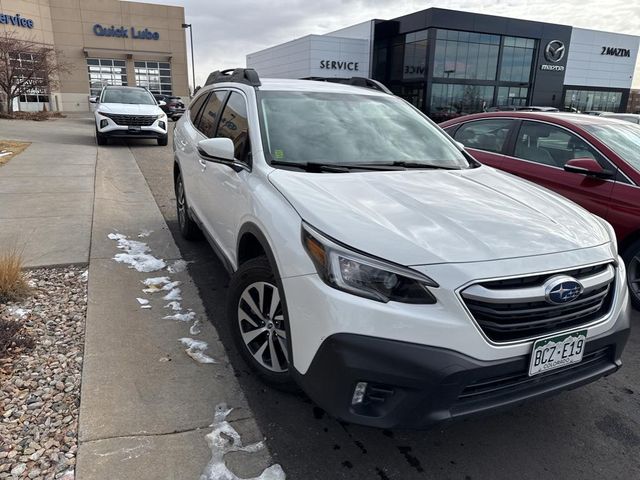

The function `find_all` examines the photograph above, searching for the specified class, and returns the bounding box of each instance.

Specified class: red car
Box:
[440,112,640,306]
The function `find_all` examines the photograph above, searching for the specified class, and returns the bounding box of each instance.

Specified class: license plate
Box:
[528,329,587,376]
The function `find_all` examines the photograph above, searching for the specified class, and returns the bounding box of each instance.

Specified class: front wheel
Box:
[623,240,640,309]
[227,256,294,387]
[175,171,200,240]
[96,128,107,145]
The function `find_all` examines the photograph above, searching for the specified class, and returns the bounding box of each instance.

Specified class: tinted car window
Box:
[188,93,209,125]
[514,121,599,168]
[454,119,514,153]
[217,92,250,162]
[199,91,228,138]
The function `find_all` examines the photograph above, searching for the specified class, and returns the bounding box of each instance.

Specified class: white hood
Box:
[269,165,611,266]
[97,103,163,115]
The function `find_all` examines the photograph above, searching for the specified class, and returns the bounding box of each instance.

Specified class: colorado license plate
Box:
[528,330,587,376]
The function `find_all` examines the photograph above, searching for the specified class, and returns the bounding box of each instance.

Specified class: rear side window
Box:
[454,119,514,153]
[217,92,250,163]
[188,93,208,124]
[199,91,228,138]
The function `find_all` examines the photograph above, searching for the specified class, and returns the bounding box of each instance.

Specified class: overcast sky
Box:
[140,0,640,88]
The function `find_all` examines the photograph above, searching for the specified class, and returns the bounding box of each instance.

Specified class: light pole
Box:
[182,23,196,95]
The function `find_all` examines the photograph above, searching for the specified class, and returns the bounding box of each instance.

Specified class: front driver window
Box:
[515,121,599,168]
[453,119,514,153]
[217,92,250,164]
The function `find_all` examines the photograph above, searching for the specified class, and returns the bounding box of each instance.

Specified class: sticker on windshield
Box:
[274,149,284,159]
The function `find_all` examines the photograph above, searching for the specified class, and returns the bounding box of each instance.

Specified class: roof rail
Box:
[305,76,392,94]
[204,68,261,87]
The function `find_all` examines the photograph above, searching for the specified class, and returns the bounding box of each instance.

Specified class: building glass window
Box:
[87,58,127,97]
[499,37,536,83]
[430,83,495,117]
[497,86,529,107]
[11,53,49,103]
[433,29,500,80]
[135,61,172,95]
[564,89,623,112]
[403,30,428,80]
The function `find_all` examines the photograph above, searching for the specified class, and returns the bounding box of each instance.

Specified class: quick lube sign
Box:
[93,24,160,40]
[0,13,34,28]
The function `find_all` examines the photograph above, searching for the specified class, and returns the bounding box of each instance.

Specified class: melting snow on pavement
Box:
[168,259,189,273]
[163,288,182,301]
[164,311,196,322]
[108,233,166,272]
[200,404,285,480]
[164,301,182,311]
[136,298,151,309]
[180,338,217,364]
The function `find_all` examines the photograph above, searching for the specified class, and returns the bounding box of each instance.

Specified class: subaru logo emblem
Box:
[544,276,583,305]
[544,40,566,63]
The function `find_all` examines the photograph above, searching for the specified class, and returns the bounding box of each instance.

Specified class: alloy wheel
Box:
[628,254,640,302]
[237,281,288,373]
[176,177,187,229]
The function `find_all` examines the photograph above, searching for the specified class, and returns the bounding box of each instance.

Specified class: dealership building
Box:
[0,0,189,112]
[247,8,640,116]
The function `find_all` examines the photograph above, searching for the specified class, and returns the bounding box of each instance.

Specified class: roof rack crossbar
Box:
[304,76,392,94]
[204,68,261,87]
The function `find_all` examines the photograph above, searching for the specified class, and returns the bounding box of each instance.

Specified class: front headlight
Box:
[157,113,167,119]
[594,215,617,258]
[302,224,438,304]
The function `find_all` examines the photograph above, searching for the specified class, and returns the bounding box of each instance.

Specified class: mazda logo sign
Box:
[544,40,566,63]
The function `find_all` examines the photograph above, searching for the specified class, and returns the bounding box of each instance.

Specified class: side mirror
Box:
[89,97,98,104]
[158,100,166,106]
[197,137,235,162]
[564,158,613,179]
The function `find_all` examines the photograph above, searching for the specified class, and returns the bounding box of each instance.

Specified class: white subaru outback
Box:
[173,69,630,428]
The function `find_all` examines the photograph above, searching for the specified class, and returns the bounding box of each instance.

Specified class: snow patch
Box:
[200,403,285,480]
[162,280,181,291]
[141,305,152,309]
[136,298,149,305]
[163,288,182,301]
[168,259,189,273]
[164,311,196,322]
[109,233,166,272]
[180,337,217,364]
[138,229,153,238]
[143,276,171,286]
[9,307,30,318]
[190,319,203,336]
[164,301,182,311]
[80,270,89,282]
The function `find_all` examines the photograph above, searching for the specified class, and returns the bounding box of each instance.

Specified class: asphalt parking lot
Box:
[125,127,640,480]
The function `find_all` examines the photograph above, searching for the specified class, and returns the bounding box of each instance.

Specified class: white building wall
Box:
[565,28,639,88]
[324,21,373,41]
[247,34,370,79]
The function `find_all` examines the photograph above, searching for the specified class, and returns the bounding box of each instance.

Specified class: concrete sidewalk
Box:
[76,145,275,478]
[0,116,96,267]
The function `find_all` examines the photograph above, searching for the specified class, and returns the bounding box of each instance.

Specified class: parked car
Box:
[441,111,640,307]
[584,111,610,116]
[600,113,640,124]
[154,94,186,120]
[91,86,168,146]
[173,69,629,429]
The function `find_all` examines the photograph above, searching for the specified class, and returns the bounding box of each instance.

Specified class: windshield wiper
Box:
[373,161,461,170]
[269,160,350,173]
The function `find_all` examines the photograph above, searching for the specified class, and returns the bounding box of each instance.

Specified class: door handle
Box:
[198,158,207,171]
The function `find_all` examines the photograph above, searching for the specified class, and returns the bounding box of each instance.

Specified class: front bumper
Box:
[291,298,630,429]
[96,114,167,138]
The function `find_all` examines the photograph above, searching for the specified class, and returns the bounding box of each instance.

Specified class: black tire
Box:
[622,239,640,309]
[96,128,107,145]
[174,171,200,240]
[227,256,294,388]
[157,134,168,146]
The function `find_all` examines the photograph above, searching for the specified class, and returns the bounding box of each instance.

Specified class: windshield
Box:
[102,88,156,105]
[583,122,640,172]
[257,91,470,169]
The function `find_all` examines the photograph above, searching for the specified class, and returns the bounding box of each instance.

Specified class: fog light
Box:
[158,121,166,130]
[351,382,368,405]
[100,119,108,128]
